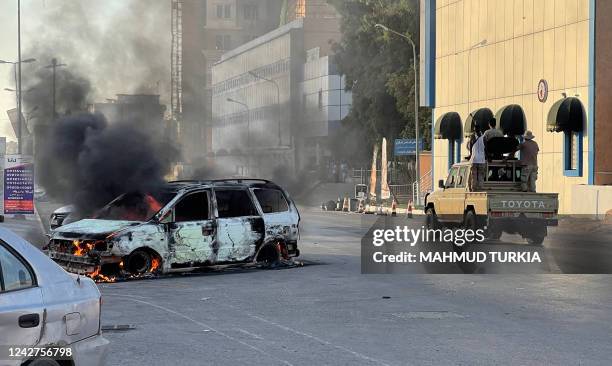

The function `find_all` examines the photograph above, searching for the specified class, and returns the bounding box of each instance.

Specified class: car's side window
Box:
[174,191,210,222]
[456,167,468,188]
[445,168,458,188]
[0,243,35,293]
[215,189,259,218]
[253,189,289,213]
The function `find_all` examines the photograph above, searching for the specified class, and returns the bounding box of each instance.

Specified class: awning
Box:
[434,112,462,140]
[547,97,584,133]
[496,104,527,136]
[464,108,493,137]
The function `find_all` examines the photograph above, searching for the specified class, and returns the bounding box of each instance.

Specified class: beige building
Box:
[421,0,612,214]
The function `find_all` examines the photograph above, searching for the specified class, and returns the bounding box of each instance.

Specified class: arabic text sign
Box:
[394,139,424,156]
[4,155,34,215]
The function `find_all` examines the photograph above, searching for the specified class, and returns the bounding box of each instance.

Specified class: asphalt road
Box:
[94,207,612,366]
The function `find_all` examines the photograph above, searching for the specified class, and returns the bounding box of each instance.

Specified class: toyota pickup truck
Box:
[424,160,559,245]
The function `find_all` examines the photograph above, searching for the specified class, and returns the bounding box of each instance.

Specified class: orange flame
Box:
[150,257,161,272]
[73,240,95,257]
[88,267,116,283]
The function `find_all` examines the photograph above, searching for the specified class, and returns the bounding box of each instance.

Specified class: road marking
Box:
[236,328,264,340]
[105,294,294,366]
[248,314,392,366]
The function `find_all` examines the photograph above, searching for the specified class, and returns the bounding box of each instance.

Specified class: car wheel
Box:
[462,211,479,245]
[488,229,502,240]
[526,236,545,246]
[425,208,439,230]
[27,359,61,366]
[256,243,281,268]
[126,249,152,275]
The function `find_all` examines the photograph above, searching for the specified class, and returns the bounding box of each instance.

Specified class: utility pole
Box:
[17,0,22,154]
[45,58,67,120]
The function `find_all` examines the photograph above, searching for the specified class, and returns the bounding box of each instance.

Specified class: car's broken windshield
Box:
[94,191,176,221]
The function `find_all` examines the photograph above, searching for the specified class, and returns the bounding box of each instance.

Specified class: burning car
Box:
[46,180,300,279]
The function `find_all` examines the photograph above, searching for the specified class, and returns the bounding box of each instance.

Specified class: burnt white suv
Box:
[46,180,300,277]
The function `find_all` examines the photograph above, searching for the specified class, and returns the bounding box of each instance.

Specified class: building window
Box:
[243,4,258,20]
[215,34,232,50]
[224,4,231,18]
[564,131,583,177]
[216,4,223,18]
[295,0,306,18]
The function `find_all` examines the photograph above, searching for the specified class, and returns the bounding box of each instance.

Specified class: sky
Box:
[0,0,170,141]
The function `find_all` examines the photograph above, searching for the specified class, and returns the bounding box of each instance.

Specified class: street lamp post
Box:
[45,58,68,120]
[1,58,37,154]
[248,71,281,147]
[226,98,250,148]
[227,97,251,175]
[374,23,422,205]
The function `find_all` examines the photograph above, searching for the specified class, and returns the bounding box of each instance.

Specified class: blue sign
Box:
[394,139,424,156]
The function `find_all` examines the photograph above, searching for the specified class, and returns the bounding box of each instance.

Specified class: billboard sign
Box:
[394,139,424,156]
[4,154,34,215]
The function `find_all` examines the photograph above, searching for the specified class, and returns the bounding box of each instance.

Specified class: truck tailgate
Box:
[488,193,559,213]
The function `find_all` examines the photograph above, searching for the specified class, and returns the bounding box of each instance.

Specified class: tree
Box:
[328,0,432,165]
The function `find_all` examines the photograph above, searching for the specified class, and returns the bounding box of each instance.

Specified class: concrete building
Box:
[180,0,282,164]
[420,0,612,214]
[210,1,347,178]
[93,94,166,128]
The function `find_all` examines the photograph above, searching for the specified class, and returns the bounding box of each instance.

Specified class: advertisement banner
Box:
[3,154,34,215]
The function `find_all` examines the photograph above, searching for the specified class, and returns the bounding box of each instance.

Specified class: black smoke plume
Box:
[38,113,179,215]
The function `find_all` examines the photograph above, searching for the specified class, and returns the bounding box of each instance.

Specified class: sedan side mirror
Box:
[438,179,445,189]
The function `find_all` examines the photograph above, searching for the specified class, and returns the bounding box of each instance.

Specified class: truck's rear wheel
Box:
[526,236,545,246]
[488,229,502,240]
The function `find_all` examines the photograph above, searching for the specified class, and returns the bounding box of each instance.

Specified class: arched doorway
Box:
[496,104,527,137]
[434,112,462,167]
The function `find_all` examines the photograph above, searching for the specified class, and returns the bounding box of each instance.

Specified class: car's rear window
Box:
[253,189,289,213]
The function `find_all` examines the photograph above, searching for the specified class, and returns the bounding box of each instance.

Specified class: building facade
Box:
[210,1,346,178]
[421,0,612,214]
[180,0,282,164]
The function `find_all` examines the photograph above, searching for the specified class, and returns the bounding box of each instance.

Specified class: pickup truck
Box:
[424,160,559,245]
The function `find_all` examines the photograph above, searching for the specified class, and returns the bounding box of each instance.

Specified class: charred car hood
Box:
[52,219,142,239]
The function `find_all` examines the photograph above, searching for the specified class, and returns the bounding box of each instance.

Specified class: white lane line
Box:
[247,313,393,366]
[105,294,294,366]
[236,328,264,340]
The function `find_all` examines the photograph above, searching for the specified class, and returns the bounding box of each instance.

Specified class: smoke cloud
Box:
[38,112,179,215]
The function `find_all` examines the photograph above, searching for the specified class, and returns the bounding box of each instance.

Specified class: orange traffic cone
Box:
[406,200,413,219]
[391,199,397,217]
[342,196,350,212]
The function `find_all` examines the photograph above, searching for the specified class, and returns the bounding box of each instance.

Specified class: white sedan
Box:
[0,228,109,366]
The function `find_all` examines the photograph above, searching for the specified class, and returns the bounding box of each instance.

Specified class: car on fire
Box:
[0,228,108,366]
[46,180,300,277]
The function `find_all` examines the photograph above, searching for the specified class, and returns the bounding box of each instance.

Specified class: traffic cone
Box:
[391,199,397,217]
[358,200,364,213]
[406,200,413,219]
[342,196,350,212]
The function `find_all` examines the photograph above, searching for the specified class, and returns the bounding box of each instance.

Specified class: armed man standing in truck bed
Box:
[517,131,540,192]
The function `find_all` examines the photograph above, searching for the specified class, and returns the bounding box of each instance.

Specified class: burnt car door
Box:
[252,187,296,239]
[213,188,264,262]
[165,190,217,265]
